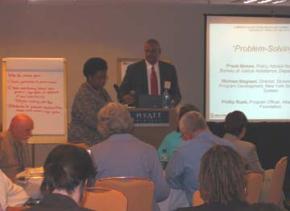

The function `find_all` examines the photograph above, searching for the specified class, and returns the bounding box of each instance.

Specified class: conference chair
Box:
[6,207,26,211]
[267,156,288,205]
[245,171,264,204]
[95,177,154,211]
[83,187,127,211]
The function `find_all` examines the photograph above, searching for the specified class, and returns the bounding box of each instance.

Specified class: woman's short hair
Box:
[224,110,248,136]
[83,57,107,79]
[40,144,95,194]
[97,102,134,137]
[199,145,246,204]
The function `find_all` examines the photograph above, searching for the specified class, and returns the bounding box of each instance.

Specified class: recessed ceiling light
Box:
[272,0,287,3]
[243,0,258,4]
[258,0,273,3]
[28,0,76,2]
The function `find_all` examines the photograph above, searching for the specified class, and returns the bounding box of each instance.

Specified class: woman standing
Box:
[68,57,111,146]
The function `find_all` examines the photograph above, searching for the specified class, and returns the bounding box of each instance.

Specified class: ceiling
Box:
[1,0,290,6]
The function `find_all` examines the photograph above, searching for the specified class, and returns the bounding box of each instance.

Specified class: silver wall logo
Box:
[130,110,170,126]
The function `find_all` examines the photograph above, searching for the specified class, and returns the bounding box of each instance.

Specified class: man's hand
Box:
[122,94,136,105]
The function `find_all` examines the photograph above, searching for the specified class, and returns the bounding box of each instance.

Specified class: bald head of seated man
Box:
[0,114,34,179]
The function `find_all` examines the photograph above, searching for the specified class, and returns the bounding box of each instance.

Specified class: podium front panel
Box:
[129,108,177,148]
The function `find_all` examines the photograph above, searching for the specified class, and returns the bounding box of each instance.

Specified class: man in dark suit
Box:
[118,39,182,107]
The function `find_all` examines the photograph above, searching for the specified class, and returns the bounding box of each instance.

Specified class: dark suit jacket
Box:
[119,60,181,107]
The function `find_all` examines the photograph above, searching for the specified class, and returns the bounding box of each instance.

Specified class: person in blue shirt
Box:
[158,104,199,162]
[90,102,169,211]
[166,111,235,204]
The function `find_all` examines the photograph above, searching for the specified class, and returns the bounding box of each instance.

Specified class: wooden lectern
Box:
[129,108,177,149]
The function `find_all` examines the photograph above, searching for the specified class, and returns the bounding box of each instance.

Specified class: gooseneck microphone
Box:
[113,84,121,102]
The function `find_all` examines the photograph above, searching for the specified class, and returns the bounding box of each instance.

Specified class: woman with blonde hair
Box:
[178,145,249,211]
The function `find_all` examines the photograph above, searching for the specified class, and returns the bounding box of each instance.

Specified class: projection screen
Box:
[206,15,290,122]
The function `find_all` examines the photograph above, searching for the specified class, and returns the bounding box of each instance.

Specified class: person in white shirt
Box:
[119,39,182,107]
[0,169,29,210]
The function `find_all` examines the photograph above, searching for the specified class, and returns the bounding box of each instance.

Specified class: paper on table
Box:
[16,167,44,180]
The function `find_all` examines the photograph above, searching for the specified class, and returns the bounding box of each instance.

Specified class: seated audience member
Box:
[158,104,199,161]
[68,57,112,146]
[166,111,235,204]
[90,102,169,211]
[0,114,33,179]
[177,145,249,211]
[0,169,29,210]
[223,111,263,172]
[26,145,95,211]
[224,113,280,204]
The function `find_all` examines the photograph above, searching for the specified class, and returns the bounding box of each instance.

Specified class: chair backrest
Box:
[192,190,204,206]
[83,187,127,211]
[95,177,154,211]
[245,171,264,204]
[267,156,288,205]
[6,207,26,211]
